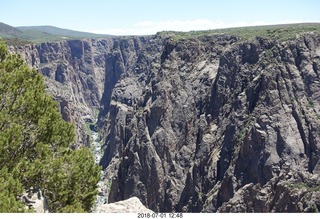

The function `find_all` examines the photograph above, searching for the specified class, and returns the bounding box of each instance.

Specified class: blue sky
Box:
[1,0,320,35]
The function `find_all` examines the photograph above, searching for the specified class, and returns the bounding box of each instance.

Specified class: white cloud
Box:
[89,19,314,36]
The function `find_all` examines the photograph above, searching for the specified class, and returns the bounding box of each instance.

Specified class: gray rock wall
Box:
[14,38,116,147]
[15,33,320,212]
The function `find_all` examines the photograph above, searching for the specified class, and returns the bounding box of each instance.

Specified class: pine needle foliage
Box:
[0,40,100,213]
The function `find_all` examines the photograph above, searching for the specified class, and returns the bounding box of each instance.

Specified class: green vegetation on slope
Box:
[17,25,109,39]
[0,22,23,38]
[158,23,320,41]
[2,22,320,46]
[0,22,111,46]
[0,40,100,212]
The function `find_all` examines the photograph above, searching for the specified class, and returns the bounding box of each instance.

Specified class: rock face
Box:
[94,197,153,213]
[15,32,320,212]
[13,38,116,147]
[21,187,48,213]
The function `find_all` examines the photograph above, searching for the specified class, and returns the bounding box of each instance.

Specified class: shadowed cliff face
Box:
[16,33,320,212]
[14,39,113,147]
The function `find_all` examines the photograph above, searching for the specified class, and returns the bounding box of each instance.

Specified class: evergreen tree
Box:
[0,40,100,212]
[0,167,27,212]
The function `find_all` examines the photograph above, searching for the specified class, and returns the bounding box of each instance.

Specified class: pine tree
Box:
[0,40,100,212]
[0,167,27,212]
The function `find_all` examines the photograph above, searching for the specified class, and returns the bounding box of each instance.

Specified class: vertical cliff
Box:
[14,38,115,147]
[97,33,320,212]
[14,30,320,212]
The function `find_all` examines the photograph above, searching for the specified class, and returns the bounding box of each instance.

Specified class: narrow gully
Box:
[90,124,107,208]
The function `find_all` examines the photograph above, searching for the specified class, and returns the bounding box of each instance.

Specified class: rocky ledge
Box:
[94,197,153,213]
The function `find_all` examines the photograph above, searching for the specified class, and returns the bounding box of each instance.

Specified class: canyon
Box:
[12,28,320,212]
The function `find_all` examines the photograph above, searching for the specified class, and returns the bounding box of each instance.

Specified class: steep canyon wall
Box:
[14,32,320,212]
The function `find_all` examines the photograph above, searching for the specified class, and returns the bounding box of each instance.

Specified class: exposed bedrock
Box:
[15,33,320,212]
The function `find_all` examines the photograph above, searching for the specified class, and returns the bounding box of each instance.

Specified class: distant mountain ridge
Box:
[0,22,23,37]
[2,22,320,46]
[0,22,111,44]
[17,25,110,38]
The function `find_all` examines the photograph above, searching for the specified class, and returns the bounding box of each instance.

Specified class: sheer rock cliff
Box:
[15,32,320,212]
[14,38,114,147]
